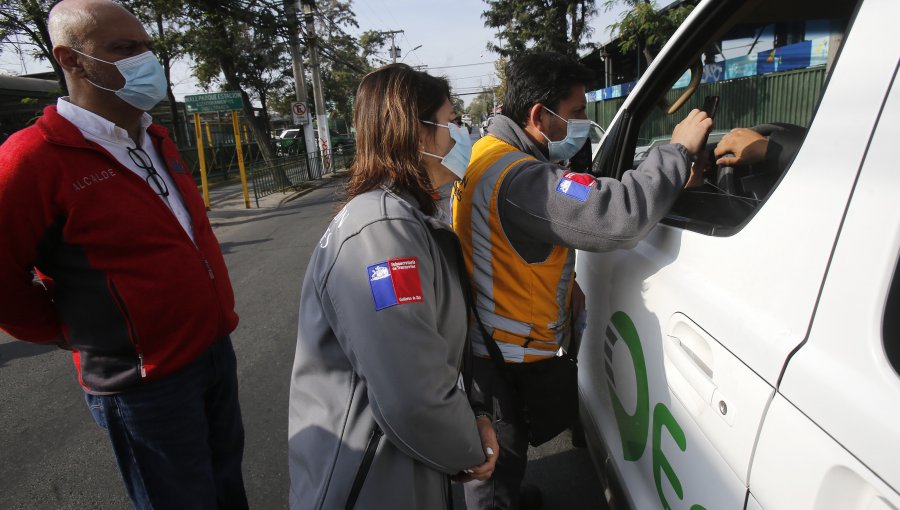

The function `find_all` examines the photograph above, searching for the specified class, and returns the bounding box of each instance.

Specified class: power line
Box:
[424,61,498,70]
[447,73,497,81]
[358,1,389,31]
[451,91,496,97]
[400,32,423,67]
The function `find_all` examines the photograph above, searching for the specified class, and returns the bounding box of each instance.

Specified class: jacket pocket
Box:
[108,278,145,378]
[345,425,383,510]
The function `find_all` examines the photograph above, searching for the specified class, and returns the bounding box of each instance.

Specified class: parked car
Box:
[275,128,305,157]
[578,0,899,509]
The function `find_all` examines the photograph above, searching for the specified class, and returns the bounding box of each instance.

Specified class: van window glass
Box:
[884,257,900,376]
[614,0,858,235]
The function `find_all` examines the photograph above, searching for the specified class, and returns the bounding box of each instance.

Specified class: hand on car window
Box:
[715,128,769,166]
[670,109,713,156]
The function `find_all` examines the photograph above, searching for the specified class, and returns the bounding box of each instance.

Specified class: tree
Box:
[177,0,287,161]
[268,1,384,132]
[493,57,508,106]
[451,96,464,115]
[467,90,496,124]
[308,1,384,127]
[0,1,65,93]
[121,0,187,144]
[482,0,598,58]
[605,0,694,65]
[189,13,289,142]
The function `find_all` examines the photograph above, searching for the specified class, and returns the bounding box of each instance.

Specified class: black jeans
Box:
[84,337,248,510]
[464,357,530,510]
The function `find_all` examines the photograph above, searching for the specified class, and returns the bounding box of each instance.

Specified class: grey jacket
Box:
[288,187,485,510]
[487,115,691,262]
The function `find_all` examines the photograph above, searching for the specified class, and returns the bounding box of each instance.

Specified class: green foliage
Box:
[0,1,66,93]
[358,30,387,60]
[482,0,598,58]
[466,90,496,124]
[120,0,186,61]
[606,0,694,55]
[4,0,381,144]
[451,96,465,116]
[315,1,373,123]
[493,56,508,106]
[267,1,383,127]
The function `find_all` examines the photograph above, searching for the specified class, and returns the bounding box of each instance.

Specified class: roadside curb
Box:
[276,170,349,208]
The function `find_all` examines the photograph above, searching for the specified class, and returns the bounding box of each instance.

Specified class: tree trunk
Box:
[206,7,276,162]
[155,12,183,146]
[643,46,655,66]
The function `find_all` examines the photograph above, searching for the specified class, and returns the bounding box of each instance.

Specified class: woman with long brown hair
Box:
[288,64,498,510]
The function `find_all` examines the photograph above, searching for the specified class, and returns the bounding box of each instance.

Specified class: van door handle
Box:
[664,317,717,406]
[664,334,716,405]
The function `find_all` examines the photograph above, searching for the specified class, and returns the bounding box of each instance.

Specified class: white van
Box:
[578,0,899,509]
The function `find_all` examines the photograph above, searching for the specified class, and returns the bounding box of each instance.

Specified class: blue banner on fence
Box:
[586,37,830,102]
[702,62,725,83]
[725,54,758,80]
[809,37,830,67]
[757,40,812,74]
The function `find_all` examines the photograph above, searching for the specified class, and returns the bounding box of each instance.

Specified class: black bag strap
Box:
[455,251,476,395]
[442,228,509,374]
[468,291,510,374]
[424,223,478,394]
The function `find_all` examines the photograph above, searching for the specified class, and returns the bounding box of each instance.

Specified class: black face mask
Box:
[566,136,594,174]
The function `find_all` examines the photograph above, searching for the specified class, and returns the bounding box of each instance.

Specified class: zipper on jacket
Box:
[203,259,215,280]
[345,425,384,510]
[109,279,146,379]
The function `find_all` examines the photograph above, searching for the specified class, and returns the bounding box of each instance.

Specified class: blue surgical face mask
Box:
[539,106,593,162]
[72,49,168,111]
[420,121,473,179]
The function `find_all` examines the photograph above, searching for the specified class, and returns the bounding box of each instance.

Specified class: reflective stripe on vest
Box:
[454,136,575,363]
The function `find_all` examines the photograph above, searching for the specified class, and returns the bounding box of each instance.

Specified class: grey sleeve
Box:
[500,143,691,252]
[322,218,485,474]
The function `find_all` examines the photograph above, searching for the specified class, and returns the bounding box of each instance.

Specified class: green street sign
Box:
[184,91,244,113]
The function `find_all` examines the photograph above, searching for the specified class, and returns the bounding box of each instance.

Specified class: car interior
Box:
[595,0,860,236]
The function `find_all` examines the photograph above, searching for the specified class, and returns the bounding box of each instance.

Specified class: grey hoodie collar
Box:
[486,115,549,162]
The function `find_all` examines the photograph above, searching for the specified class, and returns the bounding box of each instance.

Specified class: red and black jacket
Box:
[0,106,239,394]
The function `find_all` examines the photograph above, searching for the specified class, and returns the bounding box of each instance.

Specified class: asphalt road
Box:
[0,178,606,510]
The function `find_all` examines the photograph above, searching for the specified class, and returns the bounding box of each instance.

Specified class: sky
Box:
[0,0,653,106]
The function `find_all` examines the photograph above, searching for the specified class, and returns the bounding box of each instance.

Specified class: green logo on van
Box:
[605,311,707,510]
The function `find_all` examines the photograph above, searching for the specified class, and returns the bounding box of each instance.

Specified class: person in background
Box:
[287,63,495,510]
[0,1,247,508]
[454,52,712,510]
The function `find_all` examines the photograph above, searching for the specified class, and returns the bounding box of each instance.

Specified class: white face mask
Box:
[420,121,473,179]
[539,106,595,162]
[72,49,168,111]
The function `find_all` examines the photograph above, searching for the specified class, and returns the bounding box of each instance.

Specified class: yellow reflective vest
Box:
[452,135,575,363]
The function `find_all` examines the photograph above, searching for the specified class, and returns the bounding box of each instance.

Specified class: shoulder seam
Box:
[316,215,428,296]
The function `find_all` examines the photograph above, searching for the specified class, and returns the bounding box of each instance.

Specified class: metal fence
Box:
[249,144,355,207]
[587,67,827,136]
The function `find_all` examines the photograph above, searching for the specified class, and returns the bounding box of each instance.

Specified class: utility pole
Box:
[601,45,611,88]
[300,0,333,173]
[286,0,316,161]
[490,76,496,113]
[378,30,404,63]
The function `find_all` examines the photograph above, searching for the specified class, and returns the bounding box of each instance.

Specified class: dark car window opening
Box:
[885,256,900,376]
[596,0,860,236]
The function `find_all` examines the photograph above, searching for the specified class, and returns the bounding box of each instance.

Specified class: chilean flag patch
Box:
[367,257,424,311]
[555,172,596,202]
